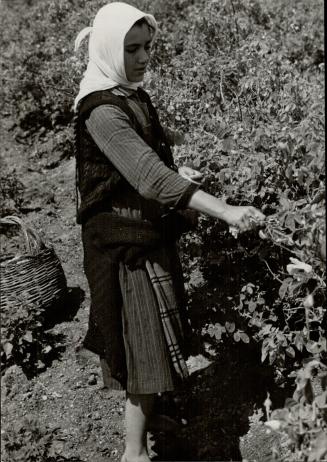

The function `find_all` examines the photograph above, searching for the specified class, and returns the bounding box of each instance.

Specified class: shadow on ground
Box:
[150,340,291,461]
[44,286,85,328]
[27,286,86,378]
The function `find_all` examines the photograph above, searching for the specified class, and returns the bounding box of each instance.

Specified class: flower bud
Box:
[259,230,267,240]
[303,294,314,309]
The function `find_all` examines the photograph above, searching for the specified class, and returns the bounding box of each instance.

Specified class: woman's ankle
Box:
[124,447,148,456]
[122,449,150,462]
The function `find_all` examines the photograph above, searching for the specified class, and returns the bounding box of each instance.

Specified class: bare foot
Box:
[121,453,151,462]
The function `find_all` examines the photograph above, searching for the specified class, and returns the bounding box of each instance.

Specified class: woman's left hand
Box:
[178,166,203,184]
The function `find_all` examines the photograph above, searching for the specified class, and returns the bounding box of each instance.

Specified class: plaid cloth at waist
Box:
[145,259,189,380]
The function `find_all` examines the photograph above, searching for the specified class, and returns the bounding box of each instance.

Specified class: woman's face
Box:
[124,22,152,82]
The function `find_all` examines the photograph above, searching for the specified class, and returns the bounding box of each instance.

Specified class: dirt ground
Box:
[1,121,288,462]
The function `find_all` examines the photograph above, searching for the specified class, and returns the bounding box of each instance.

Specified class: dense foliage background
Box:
[1,0,325,460]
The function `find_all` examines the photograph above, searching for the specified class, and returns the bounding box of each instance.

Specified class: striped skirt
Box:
[100,244,189,394]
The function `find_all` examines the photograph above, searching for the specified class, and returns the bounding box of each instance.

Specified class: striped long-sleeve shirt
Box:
[85,104,198,211]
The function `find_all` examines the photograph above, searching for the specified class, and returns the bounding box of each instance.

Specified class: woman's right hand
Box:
[187,190,265,232]
[221,204,265,232]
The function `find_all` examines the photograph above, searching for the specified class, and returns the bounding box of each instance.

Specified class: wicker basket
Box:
[0,216,68,311]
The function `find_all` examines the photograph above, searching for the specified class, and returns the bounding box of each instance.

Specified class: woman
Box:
[74,3,265,461]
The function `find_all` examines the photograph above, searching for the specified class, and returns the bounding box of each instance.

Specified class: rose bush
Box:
[1,0,325,459]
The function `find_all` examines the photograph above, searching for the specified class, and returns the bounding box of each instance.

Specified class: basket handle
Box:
[0,216,45,255]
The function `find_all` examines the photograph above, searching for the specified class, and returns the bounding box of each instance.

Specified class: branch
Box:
[230,88,243,121]
[230,0,240,45]
[263,259,283,283]
[220,70,225,106]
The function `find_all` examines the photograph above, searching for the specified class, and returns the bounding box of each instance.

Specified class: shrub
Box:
[0,172,25,217]
[1,299,64,378]
[2,416,83,462]
[265,360,327,462]
[2,416,56,462]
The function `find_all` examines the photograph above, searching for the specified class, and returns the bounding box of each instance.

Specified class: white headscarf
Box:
[74,2,158,110]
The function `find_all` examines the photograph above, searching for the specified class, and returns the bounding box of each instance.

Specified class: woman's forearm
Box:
[187,189,229,221]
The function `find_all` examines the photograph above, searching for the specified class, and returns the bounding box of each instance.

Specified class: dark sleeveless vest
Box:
[74,87,177,224]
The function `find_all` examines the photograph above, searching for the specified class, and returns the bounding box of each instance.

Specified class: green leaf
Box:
[23,331,33,343]
[269,348,278,365]
[246,284,255,294]
[248,301,257,312]
[314,391,327,409]
[284,214,296,232]
[225,321,235,333]
[304,380,314,404]
[207,323,224,341]
[233,331,241,342]
[285,346,295,358]
[279,278,291,299]
[240,332,250,344]
[294,332,304,352]
[280,197,291,210]
[308,431,327,462]
[43,345,52,354]
[37,360,45,369]
[306,340,322,355]
[222,136,233,153]
[3,342,13,357]
[285,165,293,180]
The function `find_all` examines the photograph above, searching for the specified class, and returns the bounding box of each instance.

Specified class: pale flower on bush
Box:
[286,257,312,275]
[265,419,282,431]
